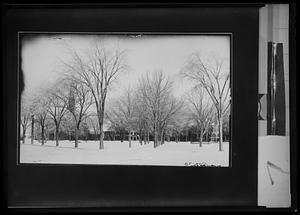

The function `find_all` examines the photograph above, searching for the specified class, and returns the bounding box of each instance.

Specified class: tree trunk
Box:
[157,130,160,147]
[99,122,104,149]
[74,126,79,148]
[154,128,158,148]
[41,125,45,145]
[162,132,165,145]
[55,127,59,146]
[120,130,124,143]
[218,115,223,151]
[153,121,158,148]
[31,115,34,144]
[22,126,26,144]
[185,130,188,142]
[147,127,150,144]
[128,129,131,148]
[160,130,165,145]
[69,131,71,141]
[143,129,147,145]
[139,129,142,145]
[199,129,203,147]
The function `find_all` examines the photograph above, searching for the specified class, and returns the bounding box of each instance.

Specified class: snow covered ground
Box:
[20,139,229,166]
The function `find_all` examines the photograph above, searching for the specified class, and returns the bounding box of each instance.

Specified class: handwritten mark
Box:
[266,161,289,185]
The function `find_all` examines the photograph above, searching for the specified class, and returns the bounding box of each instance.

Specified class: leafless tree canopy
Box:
[45,82,69,146]
[186,87,214,147]
[63,42,129,149]
[65,79,93,147]
[182,54,230,151]
[137,70,183,147]
[106,87,136,147]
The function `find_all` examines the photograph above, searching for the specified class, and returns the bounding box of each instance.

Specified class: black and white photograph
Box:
[4,2,296,211]
[19,34,231,166]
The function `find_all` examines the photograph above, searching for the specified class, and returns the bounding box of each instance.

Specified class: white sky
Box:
[21,34,230,102]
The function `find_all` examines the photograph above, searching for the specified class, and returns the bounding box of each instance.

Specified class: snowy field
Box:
[20,139,229,167]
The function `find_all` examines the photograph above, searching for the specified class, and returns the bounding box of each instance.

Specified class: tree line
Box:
[20,42,230,151]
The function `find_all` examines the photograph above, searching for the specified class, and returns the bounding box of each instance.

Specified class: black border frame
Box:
[2,3,272,211]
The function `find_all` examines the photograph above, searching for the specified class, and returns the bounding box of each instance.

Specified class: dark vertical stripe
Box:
[274,43,286,135]
[267,42,272,134]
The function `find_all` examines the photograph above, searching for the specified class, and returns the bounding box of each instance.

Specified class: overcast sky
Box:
[21,34,230,104]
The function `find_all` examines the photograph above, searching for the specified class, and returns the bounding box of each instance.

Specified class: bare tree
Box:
[86,114,100,140]
[35,106,49,145]
[135,103,147,145]
[46,83,69,146]
[30,92,50,145]
[158,95,183,145]
[182,54,230,151]
[138,71,181,147]
[60,112,75,141]
[105,110,126,143]
[187,87,214,147]
[63,42,128,149]
[66,80,93,148]
[80,120,90,142]
[20,100,32,144]
[169,116,185,143]
[24,90,49,145]
[134,92,151,145]
[222,107,231,142]
[138,71,164,147]
[108,88,136,148]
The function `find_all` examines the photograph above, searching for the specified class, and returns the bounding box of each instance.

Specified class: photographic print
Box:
[19,33,231,167]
